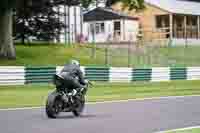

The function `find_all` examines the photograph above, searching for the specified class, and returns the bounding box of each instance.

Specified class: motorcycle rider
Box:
[58,60,87,101]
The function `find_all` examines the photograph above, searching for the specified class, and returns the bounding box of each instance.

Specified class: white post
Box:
[123,19,125,41]
[168,14,173,46]
[184,15,188,46]
[184,15,187,38]
[169,14,173,40]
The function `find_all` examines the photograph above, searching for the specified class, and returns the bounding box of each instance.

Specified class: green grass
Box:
[165,128,200,133]
[0,44,200,67]
[0,44,106,67]
[0,80,200,108]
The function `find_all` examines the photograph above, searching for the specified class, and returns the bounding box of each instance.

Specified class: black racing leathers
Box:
[59,64,86,91]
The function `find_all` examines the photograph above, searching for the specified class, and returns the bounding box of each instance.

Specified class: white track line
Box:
[1,95,200,111]
[0,107,42,111]
[87,95,200,104]
[156,126,200,133]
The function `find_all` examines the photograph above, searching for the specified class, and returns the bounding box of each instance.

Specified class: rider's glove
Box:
[84,79,89,84]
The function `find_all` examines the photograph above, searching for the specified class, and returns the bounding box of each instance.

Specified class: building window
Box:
[156,16,162,28]
[114,21,121,35]
[114,21,120,31]
[100,23,105,32]
[95,22,105,34]
[156,15,169,28]
[90,22,105,34]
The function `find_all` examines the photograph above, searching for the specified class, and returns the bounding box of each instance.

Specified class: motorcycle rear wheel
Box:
[46,91,62,118]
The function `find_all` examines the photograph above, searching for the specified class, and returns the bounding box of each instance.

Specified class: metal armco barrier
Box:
[0,66,200,85]
[25,67,56,84]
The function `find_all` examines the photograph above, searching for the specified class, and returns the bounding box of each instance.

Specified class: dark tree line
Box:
[13,0,98,43]
[14,0,68,43]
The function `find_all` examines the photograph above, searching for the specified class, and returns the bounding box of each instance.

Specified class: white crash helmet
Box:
[70,59,80,66]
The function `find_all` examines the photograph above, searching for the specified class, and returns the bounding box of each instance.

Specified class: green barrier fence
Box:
[0,66,200,85]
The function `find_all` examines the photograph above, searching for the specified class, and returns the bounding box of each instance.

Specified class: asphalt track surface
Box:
[1,96,200,133]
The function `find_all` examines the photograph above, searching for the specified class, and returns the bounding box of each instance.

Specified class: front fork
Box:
[58,88,84,110]
[60,91,75,106]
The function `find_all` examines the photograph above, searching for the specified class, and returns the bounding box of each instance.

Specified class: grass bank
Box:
[164,128,200,133]
[0,44,200,67]
[0,80,200,108]
[0,44,106,67]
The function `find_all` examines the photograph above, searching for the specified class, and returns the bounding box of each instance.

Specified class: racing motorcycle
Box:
[45,73,92,118]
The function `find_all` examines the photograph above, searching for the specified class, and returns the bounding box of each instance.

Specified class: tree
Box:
[106,0,145,10]
[14,0,66,43]
[80,0,95,8]
[0,0,17,59]
[0,0,48,59]
[13,0,95,43]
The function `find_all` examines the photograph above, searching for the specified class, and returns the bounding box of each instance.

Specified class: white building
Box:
[83,7,139,43]
[56,0,107,44]
[56,5,82,43]
[56,0,139,44]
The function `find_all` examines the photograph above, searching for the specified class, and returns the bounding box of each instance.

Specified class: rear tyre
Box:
[46,91,62,119]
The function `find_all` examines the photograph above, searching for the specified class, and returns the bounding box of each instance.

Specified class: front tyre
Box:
[45,90,62,118]
[72,95,85,117]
